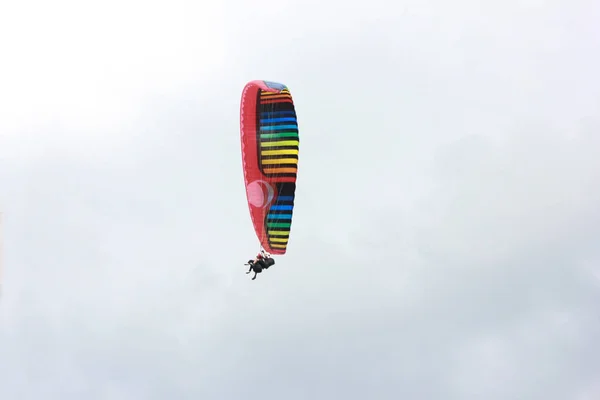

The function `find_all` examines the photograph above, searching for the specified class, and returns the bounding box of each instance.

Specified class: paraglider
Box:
[244,249,276,280]
[239,80,299,280]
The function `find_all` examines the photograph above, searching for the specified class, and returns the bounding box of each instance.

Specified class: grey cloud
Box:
[1,1,600,399]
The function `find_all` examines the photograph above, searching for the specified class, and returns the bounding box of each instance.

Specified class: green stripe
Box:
[260,132,299,139]
[267,222,291,228]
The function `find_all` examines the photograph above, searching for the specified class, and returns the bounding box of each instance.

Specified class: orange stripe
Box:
[260,94,292,99]
[264,167,297,174]
[261,99,293,104]
[261,91,289,96]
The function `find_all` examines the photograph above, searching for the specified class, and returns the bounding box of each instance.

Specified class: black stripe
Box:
[262,113,297,119]
[260,102,295,112]
[260,134,298,139]
[262,163,298,169]
[261,121,298,127]
[260,137,300,143]
[262,154,298,160]
[261,145,298,151]
[276,182,296,196]
[259,128,299,134]
[274,199,295,205]
[264,173,297,178]
[268,211,295,217]
[260,97,294,102]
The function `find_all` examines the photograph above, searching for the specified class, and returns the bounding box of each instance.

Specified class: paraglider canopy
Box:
[240,80,299,255]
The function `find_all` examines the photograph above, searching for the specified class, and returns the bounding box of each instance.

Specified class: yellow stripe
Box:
[260,91,291,95]
[271,244,287,248]
[262,158,298,165]
[262,149,299,156]
[268,230,289,236]
[261,89,289,94]
[260,140,299,148]
[270,238,288,243]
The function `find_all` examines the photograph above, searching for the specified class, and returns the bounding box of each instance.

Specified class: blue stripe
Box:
[278,196,294,201]
[260,125,298,131]
[270,205,293,211]
[262,117,297,123]
[261,111,295,117]
[267,214,292,220]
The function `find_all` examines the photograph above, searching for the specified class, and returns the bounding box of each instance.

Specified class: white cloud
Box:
[0,0,226,160]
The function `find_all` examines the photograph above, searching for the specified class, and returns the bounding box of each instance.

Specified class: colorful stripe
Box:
[257,89,299,179]
[256,87,299,253]
[265,187,295,250]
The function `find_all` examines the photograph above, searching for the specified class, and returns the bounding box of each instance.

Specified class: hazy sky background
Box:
[1,0,600,399]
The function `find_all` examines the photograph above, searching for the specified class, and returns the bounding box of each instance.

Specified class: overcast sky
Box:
[1,0,600,399]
